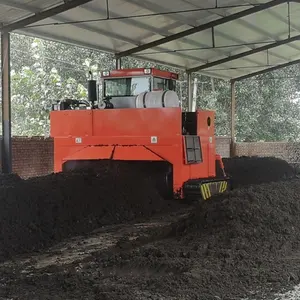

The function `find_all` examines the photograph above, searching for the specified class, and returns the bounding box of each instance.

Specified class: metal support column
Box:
[192,77,198,112]
[230,80,236,157]
[115,57,121,69]
[1,32,12,173]
[187,72,192,111]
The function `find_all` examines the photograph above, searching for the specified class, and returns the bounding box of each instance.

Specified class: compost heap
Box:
[79,179,300,300]
[0,156,299,299]
[0,156,296,260]
[223,156,296,187]
[0,161,183,259]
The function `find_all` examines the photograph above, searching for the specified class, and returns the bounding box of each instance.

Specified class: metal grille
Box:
[185,135,202,164]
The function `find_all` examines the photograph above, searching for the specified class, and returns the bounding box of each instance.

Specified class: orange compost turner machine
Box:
[50,68,230,200]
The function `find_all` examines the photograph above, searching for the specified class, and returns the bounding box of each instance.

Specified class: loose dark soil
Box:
[1,179,300,300]
[0,156,292,260]
[0,161,183,260]
[0,173,22,186]
[223,156,296,187]
[0,156,299,299]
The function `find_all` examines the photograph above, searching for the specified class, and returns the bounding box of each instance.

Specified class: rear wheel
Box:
[155,165,173,199]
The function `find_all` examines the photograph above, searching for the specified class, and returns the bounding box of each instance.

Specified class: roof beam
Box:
[209,28,286,62]
[123,0,266,69]
[0,1,137,48]
[19,28,230,80]
[0,0,92,32]
[200,0,300,53]
[245,0,300,48]
[32,15,209,64]
[75,4,208,63]
[0,0,38,12]
[83,3,216,60]
[233,58,300,81]
[182,0,290,62]
[9,0,208,64]
[122,0,231,57]
[239,0,295,32]
[187,34,300,73]
[116,0,293,58]
[235,17,300,52]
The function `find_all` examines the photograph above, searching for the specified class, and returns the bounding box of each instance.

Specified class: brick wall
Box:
[235,142,300,164]
[5,137,231,178]
[214,139,300,164]
[5,137,300,178]
[216,137,231,158]
[235,142,287,160]
[9,137,53,178]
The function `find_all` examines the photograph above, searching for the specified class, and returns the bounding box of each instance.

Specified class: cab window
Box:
[104,77,150,97]
[153,77,176,91]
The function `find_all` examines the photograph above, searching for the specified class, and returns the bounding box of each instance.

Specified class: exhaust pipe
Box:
[88,71,97,108]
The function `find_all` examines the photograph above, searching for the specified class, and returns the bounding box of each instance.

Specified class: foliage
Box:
[11,36,90,135]
[195,70,300,142]
[234,70,300,142]
[4,33,300,141]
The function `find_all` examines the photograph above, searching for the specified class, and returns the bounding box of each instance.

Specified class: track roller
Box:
[183,178,230,201]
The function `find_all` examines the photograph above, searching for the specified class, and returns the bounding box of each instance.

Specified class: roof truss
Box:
[0,0,300,79]
[233,58,300,81]
[116,0,297,58]
[187,34,300,73]
[0,0,92,32]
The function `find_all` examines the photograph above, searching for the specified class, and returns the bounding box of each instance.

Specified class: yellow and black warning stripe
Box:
[200,184,211,200]
[219,181,228,193]
[200,180,228,200]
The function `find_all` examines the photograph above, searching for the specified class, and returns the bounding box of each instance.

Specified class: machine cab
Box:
[100,68,179,108]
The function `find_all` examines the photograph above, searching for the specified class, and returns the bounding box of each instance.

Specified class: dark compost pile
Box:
[223,156,296,187]
[0,162,181,259]
[0,156,299,300]
[2,178,300,299]
[69,179,300,300]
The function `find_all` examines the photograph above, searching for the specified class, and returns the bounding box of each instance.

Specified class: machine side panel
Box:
[52,136,182,171]
[50,111,93,137]
[92,108,181,137]
[53,139,87,173]
[64,146,114,161]
[197,110,216,177]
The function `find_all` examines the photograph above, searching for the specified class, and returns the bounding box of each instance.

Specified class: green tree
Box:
[6,33,300,142]
[11,57,88,136]
[195,69,300,142]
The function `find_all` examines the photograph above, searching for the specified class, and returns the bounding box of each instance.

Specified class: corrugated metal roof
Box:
[1,0,300,80]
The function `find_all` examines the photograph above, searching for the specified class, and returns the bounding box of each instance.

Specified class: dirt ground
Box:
[0,157,299,300]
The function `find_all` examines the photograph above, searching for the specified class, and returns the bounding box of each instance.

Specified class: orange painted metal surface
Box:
[92,108,181,137]
[101,68,179,80]
[197,110,216,177]
[50,110,93,137]
[64,146,114,162]
[50,107,219,198]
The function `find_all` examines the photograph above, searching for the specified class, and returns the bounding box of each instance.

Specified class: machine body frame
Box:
[50,67,229,200]
[50,107,229,200]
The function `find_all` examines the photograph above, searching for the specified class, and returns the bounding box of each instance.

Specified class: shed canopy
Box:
[1,0,300,80]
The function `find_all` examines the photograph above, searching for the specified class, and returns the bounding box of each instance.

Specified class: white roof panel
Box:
[0,0,299,80]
